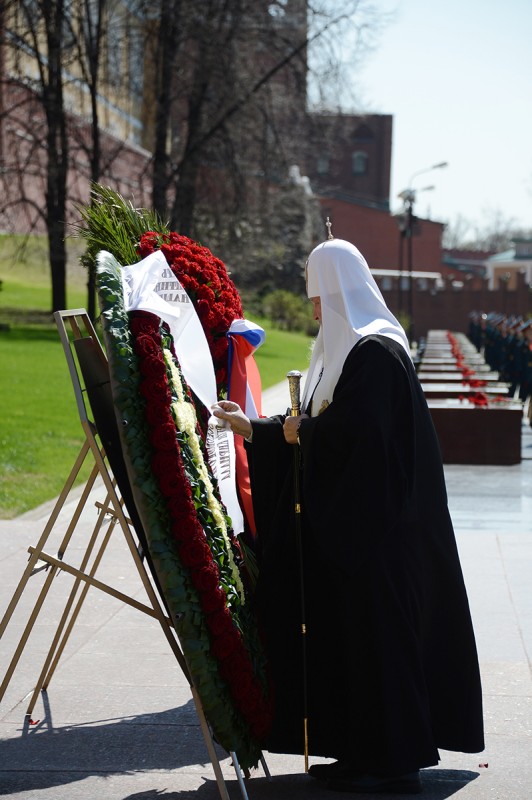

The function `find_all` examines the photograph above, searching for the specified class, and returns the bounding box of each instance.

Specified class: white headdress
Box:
[301,238,410,415]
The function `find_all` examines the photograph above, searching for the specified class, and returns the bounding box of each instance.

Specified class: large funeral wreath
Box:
[79,187,272,769]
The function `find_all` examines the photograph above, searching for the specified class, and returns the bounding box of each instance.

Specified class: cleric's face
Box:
[310,296,322,323]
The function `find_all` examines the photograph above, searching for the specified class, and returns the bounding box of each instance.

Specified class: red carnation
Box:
[197,284,216,304]
[199,585,227,614]
[139,354,167,381]
[144,399,172,427]
[149,422,178,452]
[134,333,162,359]
[179,537,212,569]
[167,482,194,516]
[130,311,161,336]
[210,627,241,660]
[219,652,254,684]
[211,337,229,361]
[207,608,237,638]
[137,232,163,257]
[152,451,182,497]
[193,563,221,593]
[139,378,171,404]
[170,516,197,543]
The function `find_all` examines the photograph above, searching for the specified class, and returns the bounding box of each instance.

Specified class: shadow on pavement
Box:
[118,768,480,799]
[0,699,226,797]
[0,699,481,799]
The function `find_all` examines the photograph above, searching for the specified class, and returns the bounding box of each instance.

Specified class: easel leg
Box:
[260,753,272,780]
[0,565,59,702]
[189,685,231,800]
[25,496,118,716]
[0,448,100,704]
[0,441,92,641]
[231,751,250,800]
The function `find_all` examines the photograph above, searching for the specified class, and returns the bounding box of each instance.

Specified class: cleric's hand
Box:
[211,401,253,439]
[283,414,309,445]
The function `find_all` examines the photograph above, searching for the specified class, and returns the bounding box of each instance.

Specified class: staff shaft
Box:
[286,370,308,772]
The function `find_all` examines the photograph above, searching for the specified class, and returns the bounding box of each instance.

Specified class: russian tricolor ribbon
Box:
[227,319,266,537]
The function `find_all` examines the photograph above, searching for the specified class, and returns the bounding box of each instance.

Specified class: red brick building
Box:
[318,195,444,272]
[301,112,444,275]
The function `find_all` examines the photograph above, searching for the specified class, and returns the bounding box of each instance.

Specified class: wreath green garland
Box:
[96,252,272,769]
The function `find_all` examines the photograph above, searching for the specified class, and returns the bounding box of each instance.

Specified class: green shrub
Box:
[259,289,318,336]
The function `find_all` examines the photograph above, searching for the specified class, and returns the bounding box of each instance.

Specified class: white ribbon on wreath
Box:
[119,249,244,535]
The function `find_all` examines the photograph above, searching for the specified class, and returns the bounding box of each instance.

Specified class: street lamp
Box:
[408,161,448,189]
[397,161,448,342]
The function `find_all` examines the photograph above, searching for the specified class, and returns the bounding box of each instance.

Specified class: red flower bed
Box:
[448,332,488,388]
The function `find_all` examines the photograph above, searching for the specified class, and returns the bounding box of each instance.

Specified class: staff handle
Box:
[287,370,302,416]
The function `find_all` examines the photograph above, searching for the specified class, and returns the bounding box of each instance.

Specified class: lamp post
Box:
[397,161,448,342]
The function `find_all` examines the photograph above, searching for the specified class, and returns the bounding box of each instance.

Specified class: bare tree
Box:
[146,0,383,238]
[69,0,106,319]
[1,0,387,309]
[443,208,532,253]
[0,0,79,311]
[442,214,476,250]
[148,0,183,219]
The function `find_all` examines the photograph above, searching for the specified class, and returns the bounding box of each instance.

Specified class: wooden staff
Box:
[286,369,309,773]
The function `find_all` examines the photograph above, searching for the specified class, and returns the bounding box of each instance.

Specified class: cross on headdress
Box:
[326,217,333,240]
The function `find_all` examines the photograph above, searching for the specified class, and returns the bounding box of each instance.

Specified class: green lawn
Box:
[0,326,94,517]
[251,319,311,388]
[0,246,312,518]
[0,242,93,517]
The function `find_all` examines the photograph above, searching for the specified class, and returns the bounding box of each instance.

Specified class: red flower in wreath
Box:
[194,563,222,593]
[150,422,179,452]
[139,378,171,404]
[179,537,213,569]
[145,399,173,427]
[137,231,243,396]
[130,310,161,337]
[130,309,273,744]
[199,585,228,614]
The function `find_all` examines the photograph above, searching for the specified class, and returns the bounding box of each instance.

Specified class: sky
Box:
[352,0,532,234]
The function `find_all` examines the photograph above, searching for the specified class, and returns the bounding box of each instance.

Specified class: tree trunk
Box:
[170,152,199,235]
[152,0,182,219]
[44,0,68,313]
[86,0,105,321]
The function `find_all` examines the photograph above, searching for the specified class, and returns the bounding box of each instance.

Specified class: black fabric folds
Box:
[245,335,484,774]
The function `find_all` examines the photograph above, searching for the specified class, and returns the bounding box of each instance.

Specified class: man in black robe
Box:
[213,238,484,794]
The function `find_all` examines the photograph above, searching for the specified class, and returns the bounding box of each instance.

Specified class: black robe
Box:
[246,335,484,774]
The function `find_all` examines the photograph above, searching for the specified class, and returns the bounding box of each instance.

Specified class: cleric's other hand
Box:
[283,413,309,445]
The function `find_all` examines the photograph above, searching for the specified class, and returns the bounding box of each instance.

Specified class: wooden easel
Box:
[0,309,269,800]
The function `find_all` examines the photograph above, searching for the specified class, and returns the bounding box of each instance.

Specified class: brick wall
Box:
[317,196,444,272]
[379,272,532,341]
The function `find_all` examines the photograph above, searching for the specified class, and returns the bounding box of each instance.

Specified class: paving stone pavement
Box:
[0,384,531,799]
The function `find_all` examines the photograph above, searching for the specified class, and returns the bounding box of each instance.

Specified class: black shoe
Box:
[327,770,422,795]
[308,761,362,781]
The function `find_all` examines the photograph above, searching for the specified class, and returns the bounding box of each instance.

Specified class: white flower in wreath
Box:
[164,350,245,604]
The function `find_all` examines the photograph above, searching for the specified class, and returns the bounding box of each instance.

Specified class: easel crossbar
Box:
[25,547,173,623]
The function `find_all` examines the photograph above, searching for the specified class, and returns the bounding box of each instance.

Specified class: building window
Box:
[353,123,374,142]
[317,155,329,175]
[351,151,368,175]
